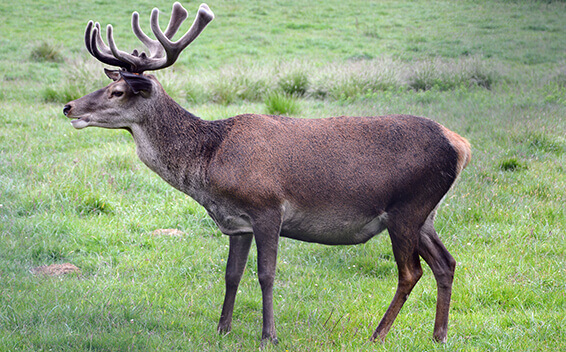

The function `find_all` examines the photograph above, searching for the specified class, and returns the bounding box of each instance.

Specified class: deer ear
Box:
[120,71,153,95]
[104,68,121,81]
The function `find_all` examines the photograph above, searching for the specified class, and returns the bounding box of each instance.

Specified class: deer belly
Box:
[204,201,387,244]
[280,208,388,245]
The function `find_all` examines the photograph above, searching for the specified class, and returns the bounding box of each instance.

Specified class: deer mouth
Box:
[69,115,91,129]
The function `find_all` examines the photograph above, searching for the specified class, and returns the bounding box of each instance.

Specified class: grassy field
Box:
[1,0,565,350]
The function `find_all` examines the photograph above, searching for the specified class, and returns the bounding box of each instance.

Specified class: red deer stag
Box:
[63,2,471,345]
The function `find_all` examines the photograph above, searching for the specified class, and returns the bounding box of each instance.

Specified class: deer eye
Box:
[111,91,124,98]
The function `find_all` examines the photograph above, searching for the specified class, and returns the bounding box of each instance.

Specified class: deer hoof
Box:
[260,336,278,348]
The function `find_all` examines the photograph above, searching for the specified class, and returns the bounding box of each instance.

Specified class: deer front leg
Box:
[252,212,282,346]
[218,234,253,334]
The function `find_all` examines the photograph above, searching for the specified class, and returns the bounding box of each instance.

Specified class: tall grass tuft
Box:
[30,42,63,63]
[499,157,527,172]
[265,92,301,115]
[406,60,444,91]
[466,58,496,89]
[185,80,207,105]
[155,69,187,103]
[208,77,238,105]
[76,194,114,216]
[517,131,565,155]
[312,59,399,101]
[406,57,497,91]
[554,68,566,88]
[278,70,309,97]
[208,64,272,105]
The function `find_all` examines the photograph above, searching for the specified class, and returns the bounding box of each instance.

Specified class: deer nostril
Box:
[63,104,71,116]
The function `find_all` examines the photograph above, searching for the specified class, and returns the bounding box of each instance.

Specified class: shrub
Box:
[42,57,498,105]
[407,61,437,91]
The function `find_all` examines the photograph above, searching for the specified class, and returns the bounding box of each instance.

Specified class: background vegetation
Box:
[1,0,565,350]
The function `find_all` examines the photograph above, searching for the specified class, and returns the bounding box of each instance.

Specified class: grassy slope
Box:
[1,0,565,351]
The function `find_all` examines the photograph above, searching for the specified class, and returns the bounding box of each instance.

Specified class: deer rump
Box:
[199,113,460,245]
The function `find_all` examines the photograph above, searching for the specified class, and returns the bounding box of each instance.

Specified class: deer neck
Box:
[128,96,222,195]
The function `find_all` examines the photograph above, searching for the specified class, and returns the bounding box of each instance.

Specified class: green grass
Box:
[29,42,63,63]
[1,0,566,351]
[265,92,301,115]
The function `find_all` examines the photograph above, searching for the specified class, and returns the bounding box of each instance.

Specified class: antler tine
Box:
[85,21,130,69]
[131,2,189,59]
[84,21,95,56]
[163,2,190,39]
[93,23,113,57]
[106,24,141,69]
[132,12,163,59]
[150,3,215,69]
[132,12,158,55]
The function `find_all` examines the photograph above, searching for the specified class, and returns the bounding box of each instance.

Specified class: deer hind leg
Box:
[417,213,456,343]
[418,212,456,342]
[371,221,423,342]
[218,234,253,334]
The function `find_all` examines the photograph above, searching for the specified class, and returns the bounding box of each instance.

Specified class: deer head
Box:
[64,2,214,129]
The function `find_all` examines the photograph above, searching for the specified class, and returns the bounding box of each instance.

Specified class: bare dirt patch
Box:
[31,263,81,276]
[152,228,185,237]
